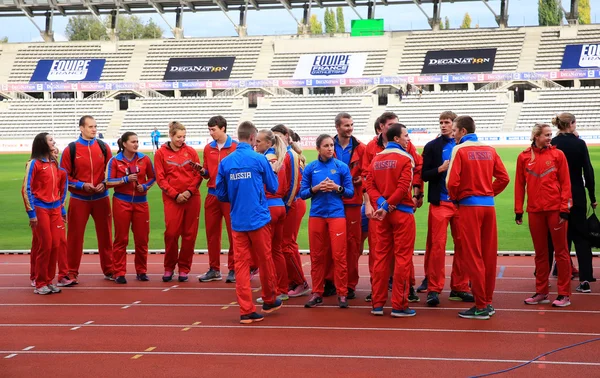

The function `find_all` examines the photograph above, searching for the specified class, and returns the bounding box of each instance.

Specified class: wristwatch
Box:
[337,186,344,193]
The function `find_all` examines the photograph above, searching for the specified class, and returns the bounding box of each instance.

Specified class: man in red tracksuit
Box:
[446,115,510,320]
[363,112,423,302]
[60,116,114,283]
[332,112,366,300]
[197,116,238,283]
[365,123,417,317]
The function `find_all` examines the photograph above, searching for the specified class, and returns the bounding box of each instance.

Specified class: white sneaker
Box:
[34,286,52,295]
[31,280,35,287]
[48,284,61,293]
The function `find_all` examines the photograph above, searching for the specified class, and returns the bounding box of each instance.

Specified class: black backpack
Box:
[69,140,108,174]
[587,209,600,248]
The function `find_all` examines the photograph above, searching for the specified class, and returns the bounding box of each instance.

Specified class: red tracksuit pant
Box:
[529,211,571,296]
[233,225,278,316]
[457,205,498,309]
[283,200,307,287]
[308,217,348,296]
[33,221,68,281]
[163,194,200,274]
[112,197,150,277]
[33,207,63,288]
[205,193,235,272]
[269,206,288,295]
[367,218,378,281]
[372,211,416,310]
[326,206,361,290]
[427,202,470,294]
[67,196,114,279]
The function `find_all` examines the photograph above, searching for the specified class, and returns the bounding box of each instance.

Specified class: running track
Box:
[0,254,599,378]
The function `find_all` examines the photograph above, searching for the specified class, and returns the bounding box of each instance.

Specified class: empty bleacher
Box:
[8,43,135,83]
[386,90,509,132]
[0,98,114,138]
[252,94,374,135]
[535,26,600,71]
[120,96,244,137]
[140,38,264,81]
[516,87,600,130]
[398,28,525,75]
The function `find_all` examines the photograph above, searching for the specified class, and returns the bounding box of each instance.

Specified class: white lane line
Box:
[1,349,599,366]
[162,285,179,292]
[122,301,141,310]
[71,320,94,330]
[4,354,17,359]
[0,323,598,337]
[22,346,35,351]
[84,321,94,325]
[70,327,81,331]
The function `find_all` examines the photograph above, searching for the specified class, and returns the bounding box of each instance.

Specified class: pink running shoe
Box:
[288,282,311,298]
[57,277,75,287]
[552,295,571,307]
[524,293,550,305]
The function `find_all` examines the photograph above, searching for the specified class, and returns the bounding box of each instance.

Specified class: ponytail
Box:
[118,131,137,154]
[272,134,286,173]
[552,112,575,132]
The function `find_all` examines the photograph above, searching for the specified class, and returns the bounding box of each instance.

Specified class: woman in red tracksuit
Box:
[106,132,156,284]
[255,129,290,302]
[300,134,354,309]
[154,122,203,283]
[22,133,67,295]
[515,123,573,307]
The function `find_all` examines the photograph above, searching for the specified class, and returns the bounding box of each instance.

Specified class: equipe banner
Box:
[421,49,496,74]
[293,53,368,79]
[561,44,600,69]
[30,59,106,82]
[163,57,235,81]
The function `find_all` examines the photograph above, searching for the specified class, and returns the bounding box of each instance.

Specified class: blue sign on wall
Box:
[30,59,106,82]
[561,44,600,69]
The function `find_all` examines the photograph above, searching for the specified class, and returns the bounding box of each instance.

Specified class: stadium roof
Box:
[0,0,484,17]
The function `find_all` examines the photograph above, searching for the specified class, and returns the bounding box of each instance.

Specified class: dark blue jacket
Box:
[299,156,354,218]
[216,143,278,232]
[422,135,455,205]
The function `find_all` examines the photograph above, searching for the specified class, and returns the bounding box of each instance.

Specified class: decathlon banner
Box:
[30,59,106,82]
[293,53,368,79]
[561,44,600,69]
[163,57,235,81]
[421,49,496,74]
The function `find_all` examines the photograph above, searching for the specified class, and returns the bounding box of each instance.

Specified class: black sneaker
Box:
[576,281,591,293]
[426,292,439,307]
[449,291,475,302]
[338,296,349,309]
[136,274,149,281]
[416,277,428,293]
[365,292,372,302]
[225,270,235,283]
[262,298,282,313]
[408,286,420,303]
[115,276,127,284]
[487,305,496,316]
[347,288,356,300]
[198,269,222,283]
[323,280,337,297]
[240,312,264,324]
[304,294,323,308]
[458,306,490,320]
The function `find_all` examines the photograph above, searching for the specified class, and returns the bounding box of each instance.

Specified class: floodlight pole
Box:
[563,0,579,25]
[174,7,184,39]
[43,11,55,42]
[482,0,509,28]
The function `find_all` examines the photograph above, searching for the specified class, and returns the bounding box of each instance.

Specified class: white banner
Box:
[293,53,368,79]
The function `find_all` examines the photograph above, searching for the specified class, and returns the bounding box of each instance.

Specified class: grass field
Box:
[1,147,599,251]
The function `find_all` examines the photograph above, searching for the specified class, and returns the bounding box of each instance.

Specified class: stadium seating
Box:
[0,98,113,138]
[8,43,135,83]
[535,26,600,71]
[398,28,526,75]
[140,38,264,81]
[386,90,509,132]
[252,94,374,135]
[515,87,600,130]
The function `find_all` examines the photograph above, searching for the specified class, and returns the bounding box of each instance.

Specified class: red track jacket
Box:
[60,137,112,199]
[446,134,510,205]
[201,135,238,194]
[106,152,156,202]
[155,142,202,200]
[514,145,572,214]
[22,158,68,219]
[365,142,415,213]
[334,135,367,206]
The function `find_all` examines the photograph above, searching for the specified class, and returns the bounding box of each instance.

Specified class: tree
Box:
[336,7,345,33]
[65,14,163,41]
[460,12,472,29]
[309,14,323,35]
[579,0,591,24]
[444,16,450,29]
[439,17,444,29]
[324,9,336,34]
[0,36,7,43]
[538,0,563,26]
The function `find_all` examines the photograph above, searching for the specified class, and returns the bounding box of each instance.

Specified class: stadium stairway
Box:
[381,33,406,76]
[517,28,544,72]
[253,38,276,80]
[106,108,127,139]
[502,102,522,132]
[124,41,151,82]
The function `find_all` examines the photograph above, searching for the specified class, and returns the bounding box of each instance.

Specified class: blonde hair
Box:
[259,129,286,172]
[552,113,575,131]
[290,141,306,169]
[529,123,551,162]
[169,121,186,136]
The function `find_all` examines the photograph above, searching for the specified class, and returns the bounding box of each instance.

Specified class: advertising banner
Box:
[561,44,600,69]
[293,53,368,79]
[163,57,235,81]
[30,59,106,82]
[421,49,496,74]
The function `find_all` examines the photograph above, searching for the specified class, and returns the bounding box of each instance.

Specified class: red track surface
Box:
[1,254,599,378]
